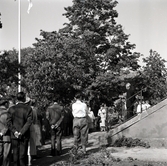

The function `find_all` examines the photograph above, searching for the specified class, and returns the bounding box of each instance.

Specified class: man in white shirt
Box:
[72,93,89,154]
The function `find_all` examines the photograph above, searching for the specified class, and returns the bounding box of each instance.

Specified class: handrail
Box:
[110,87,167,131]
[126,87,146,101]
[109,102,167,137]
[117,85,167,122]
[106,85,167,131]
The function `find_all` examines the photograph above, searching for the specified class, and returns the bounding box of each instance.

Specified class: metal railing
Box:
[113,85,167,125]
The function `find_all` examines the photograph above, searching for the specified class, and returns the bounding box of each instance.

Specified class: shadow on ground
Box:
[31,141,101,166]
[31,147,69,166]
[31,132,105,166]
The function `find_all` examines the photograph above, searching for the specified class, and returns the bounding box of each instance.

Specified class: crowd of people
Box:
[0,92,34,166]
[0,83,152,166]
[0,92,100,166]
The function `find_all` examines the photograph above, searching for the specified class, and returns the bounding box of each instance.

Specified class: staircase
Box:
[107,98,167,148]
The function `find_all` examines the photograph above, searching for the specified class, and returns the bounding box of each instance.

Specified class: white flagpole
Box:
[18,0,21,92]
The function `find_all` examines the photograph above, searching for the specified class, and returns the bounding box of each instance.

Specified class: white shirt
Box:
[142,103,151,111]
[136,104,142,114]
[136,103,151,114]
[88,110,95,122]
[72,100,88,118]
[98,107,106,116]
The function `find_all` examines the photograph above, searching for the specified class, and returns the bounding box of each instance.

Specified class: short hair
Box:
[0,98,9,106]
[75,93,82,100]
[53,96,59,102]
[126,83,131,87]
[31,99,36,106]
[17,92,26,102]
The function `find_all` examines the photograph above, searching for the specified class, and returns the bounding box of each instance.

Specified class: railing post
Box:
[140,89,143,113]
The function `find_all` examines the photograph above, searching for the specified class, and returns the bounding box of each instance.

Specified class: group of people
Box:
[0,91,99,166]
[0,92,103,166]
[0,92,37,166]
[0,82,152,166]
[46,92,96,156]
[115,82,151,122]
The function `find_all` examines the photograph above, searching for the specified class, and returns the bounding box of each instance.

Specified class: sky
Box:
[0,0,167,64]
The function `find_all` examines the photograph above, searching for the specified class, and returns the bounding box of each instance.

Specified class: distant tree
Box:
[0,49,22,96]
[140,50,167,104]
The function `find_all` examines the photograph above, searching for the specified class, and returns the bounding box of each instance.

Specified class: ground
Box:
[31,131,167,166]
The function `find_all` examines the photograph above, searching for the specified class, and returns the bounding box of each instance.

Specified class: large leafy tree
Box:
[21,0,142,111]
[21,31,84,107]
[62,0,141,109]
[63,0,140,72]
[1,1,166,116]
[21,38,65,108]
[22,29,100,108]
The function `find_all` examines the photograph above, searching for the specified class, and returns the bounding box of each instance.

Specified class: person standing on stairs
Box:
[125,83,136,120]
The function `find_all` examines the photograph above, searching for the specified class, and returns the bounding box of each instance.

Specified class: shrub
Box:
[111,136,150,148]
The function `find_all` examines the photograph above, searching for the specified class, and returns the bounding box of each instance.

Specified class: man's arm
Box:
[86,105,89,116]
[53,107,64,129]
[19,107,33,136]
[46,108,50,121]
[6,107,17,134]
[0,113,8,137]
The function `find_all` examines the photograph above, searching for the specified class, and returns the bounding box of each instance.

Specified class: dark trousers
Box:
[126,104,134,120]
[0,138,11,166]
[50,127,62,153]
[12,139,29,166]
[62,123,70,136]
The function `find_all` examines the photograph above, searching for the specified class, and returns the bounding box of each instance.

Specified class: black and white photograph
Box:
[0,0,167,165]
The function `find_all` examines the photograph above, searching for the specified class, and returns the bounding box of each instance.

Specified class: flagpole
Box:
[18,0,21,92]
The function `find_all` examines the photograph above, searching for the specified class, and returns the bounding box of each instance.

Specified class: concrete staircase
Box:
[108,98,167,148]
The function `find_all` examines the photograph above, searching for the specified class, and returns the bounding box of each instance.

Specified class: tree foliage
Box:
[1,1,167,116]
[140,50,167,104]
[0,50,21,96]
[63,0,140,71]
[1,0,144,113]
[60,0,141,107]
[15,0,142,110]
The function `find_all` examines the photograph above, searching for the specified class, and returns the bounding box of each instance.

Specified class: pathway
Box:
[31,131,167,166]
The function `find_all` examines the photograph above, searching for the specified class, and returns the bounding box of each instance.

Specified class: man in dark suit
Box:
[125,83,136,120]
[46,98,64,156]
[0,98,11,166]
[7,92,33,166]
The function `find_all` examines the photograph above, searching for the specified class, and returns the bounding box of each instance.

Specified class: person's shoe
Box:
[28,155,32,166]
[69,145,78,156]
[31,155,38,159]
[50,149,56,156]
[56,150,62,156]
[82,145,87,155]
[79,149,87,156]
[83,151,87,155]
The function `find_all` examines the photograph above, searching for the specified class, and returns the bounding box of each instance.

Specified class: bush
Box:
[111,136,150,148]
